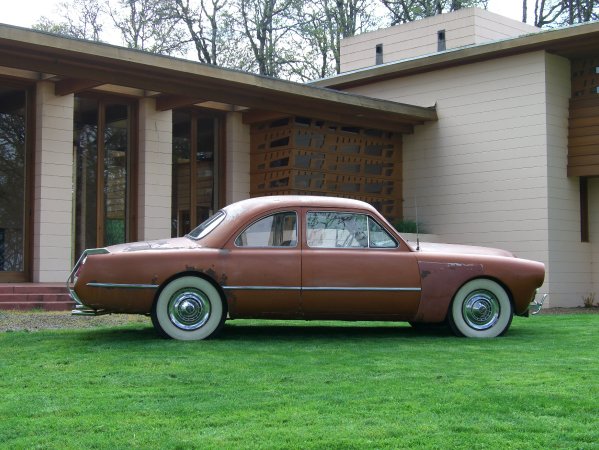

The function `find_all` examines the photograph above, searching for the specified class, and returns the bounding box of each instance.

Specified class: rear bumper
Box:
[66,248,110,316]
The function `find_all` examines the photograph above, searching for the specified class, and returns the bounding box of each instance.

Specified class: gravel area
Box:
[0,310,150,333]
[0,307,597,333]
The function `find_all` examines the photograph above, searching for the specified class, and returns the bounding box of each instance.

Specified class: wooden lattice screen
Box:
[250,117,403,221]
[568,57,599,177]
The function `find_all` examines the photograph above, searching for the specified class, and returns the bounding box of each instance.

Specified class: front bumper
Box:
[528,291,548,315]
[66,248,110,316]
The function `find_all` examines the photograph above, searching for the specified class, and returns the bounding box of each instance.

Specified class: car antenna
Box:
[415,198,420,251]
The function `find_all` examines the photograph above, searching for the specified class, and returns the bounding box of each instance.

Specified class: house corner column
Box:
[33,81,74,282]
[225,112,251,204]
[137,98,172,241]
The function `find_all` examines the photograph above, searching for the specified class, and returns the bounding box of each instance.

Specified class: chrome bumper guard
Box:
[528,291,548,316]
[66,248,110,316]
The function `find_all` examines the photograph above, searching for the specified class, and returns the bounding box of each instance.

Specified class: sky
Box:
[2,0,526,30]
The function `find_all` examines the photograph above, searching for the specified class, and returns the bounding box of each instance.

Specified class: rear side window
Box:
[235,212,297,247]
[307,212,397,249]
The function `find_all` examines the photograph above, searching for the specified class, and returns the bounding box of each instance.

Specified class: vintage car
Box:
[67,196,546,340]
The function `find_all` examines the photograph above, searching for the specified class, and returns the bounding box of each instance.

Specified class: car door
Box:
[222,210,301,319]
[301,209,421,320]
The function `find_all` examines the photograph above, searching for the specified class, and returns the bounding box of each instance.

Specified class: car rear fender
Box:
[153,270,229,315]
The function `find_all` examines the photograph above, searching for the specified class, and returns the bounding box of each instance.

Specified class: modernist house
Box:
[0,8,597,308]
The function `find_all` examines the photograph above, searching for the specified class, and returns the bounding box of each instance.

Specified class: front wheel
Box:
[448,279,513,338]
[151,276,226,340]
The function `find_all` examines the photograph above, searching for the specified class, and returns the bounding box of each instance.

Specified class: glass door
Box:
[171,110,221,237]
[0,85,29,281]
[73,96,135,259]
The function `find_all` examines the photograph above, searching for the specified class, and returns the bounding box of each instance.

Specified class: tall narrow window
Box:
[0,85,29,280]
[171,110,222,237]
[73,96,136,259]
[437,30,446,52]
[375,44,384,65]
[581,177,589,242]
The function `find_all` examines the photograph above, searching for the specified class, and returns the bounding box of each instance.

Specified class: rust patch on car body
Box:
[414,261,484,323]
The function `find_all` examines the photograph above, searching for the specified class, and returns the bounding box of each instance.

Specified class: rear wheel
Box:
[151,276,226,340]
[448,278,513,338]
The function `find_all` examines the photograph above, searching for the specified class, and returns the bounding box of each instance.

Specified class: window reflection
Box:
[171,111,220,237]
[0,87,26,272]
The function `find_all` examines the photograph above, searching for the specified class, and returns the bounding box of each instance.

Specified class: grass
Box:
[0,315,598,449]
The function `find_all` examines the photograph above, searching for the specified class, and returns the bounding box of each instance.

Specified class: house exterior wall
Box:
[590,177,599,300]
[340,8,538,73]
[342,51,557,302]
[33,81,74,282]
[137,98,172,241]
[225,112,251,204]
[544,53,594,307]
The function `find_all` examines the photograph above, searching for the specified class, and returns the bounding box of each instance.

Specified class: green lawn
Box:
[1,314,598,449]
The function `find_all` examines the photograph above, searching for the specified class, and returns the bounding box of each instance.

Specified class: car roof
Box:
[224,195,376,214]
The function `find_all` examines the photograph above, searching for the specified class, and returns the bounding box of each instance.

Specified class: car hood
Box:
[105,237,200,253]
[415,242,514,258]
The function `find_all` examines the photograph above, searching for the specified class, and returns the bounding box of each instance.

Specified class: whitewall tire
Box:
[151,276,226,341]
[448,278,513,338]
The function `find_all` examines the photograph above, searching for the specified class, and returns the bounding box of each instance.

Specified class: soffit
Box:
[0,24,437,132]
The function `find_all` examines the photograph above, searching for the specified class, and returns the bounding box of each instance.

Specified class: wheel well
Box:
[445,276,514,319]
[153,271,228,314]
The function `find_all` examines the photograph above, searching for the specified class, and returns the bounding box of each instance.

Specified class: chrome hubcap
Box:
[168,288,211,330]
[462,289,500,330]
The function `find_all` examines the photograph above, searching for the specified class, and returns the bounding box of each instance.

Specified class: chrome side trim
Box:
[223,286,421,292]
[303,287,421,292]
[87,282,159,289]
[223,286,302,291]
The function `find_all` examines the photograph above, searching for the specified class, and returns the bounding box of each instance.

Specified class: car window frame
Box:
[186,210,227,240]
[305,210,398,250]
[233,210,299,249]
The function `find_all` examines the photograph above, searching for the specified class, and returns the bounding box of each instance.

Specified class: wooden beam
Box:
[54,78,103,96]
[242,108,415,134]
[155,94,206,111]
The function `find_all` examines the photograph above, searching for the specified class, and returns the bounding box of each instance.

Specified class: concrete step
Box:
[0,284,74,311]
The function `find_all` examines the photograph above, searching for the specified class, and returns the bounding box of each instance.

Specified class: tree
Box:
[34,0,104,41]
[524,0,599,27]
[169,0,226,65]
[381,0,488,25]
[235,0,300,77]
[107,0,188,55]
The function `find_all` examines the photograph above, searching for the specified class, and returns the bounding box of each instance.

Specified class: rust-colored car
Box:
[68,196,546,340]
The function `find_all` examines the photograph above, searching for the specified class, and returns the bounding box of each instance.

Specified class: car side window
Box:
[306,212,398,249]
[307,212,368,248]
[368,217,398,248]
[235,212,297,247]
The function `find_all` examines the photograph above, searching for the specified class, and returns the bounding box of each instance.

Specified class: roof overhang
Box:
[313,20,599,90]
[0,24,437,132]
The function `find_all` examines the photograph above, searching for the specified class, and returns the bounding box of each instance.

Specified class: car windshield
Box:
[187,211,226,240]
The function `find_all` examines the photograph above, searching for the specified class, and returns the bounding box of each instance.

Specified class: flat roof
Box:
[313,20,599,90]
[0,24,437,132]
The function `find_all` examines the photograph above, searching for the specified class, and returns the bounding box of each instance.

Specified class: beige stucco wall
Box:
[137,98,172,240]
[340,8,538,72]
[225,112,251,204]
[33,81,74,282]
[343,51,557,301]
[544,53,594,307]
[589,177,599,302]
